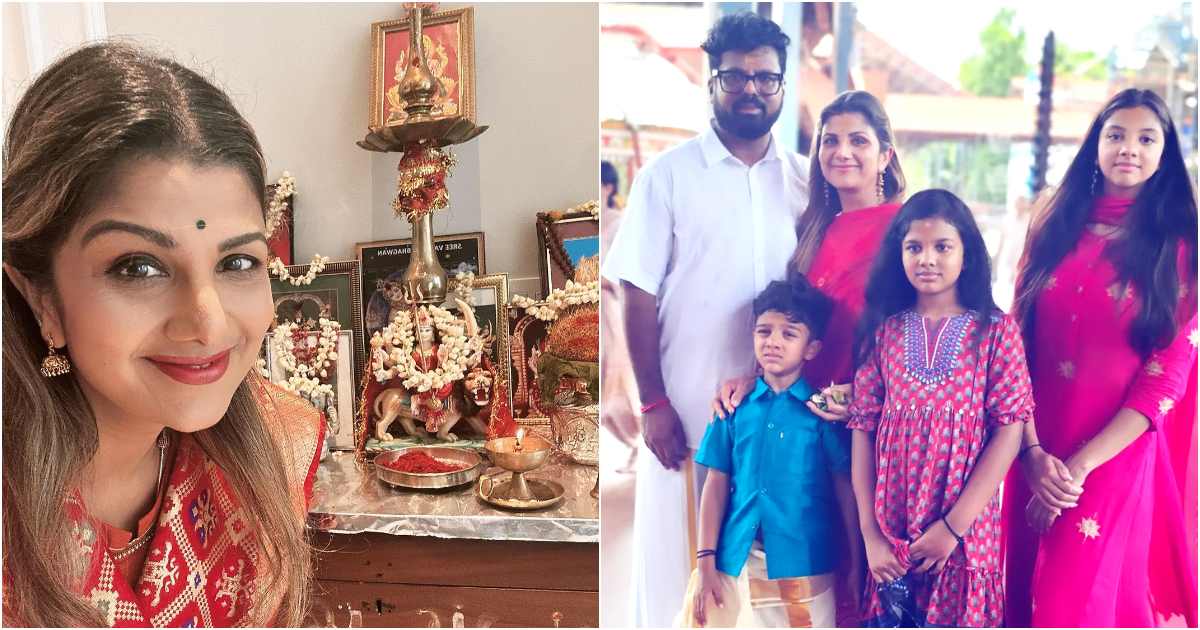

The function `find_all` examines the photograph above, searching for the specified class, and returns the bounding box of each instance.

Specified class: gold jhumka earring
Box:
[40,334,71,378]
[876,170,885,202]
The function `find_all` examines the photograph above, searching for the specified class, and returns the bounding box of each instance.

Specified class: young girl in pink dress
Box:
[1005,88,1197,627]
[847,189,1033,627]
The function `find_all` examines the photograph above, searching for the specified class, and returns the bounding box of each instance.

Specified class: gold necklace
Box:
[108,431,169,561]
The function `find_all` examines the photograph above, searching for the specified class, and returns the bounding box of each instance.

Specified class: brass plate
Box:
[374,446,485,490]
[475,474,565,511]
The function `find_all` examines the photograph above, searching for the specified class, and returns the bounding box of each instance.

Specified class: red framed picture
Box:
[370,7,476,129]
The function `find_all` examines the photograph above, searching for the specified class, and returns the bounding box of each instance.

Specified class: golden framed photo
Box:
[370,7,476,129]
[536,201,600,297]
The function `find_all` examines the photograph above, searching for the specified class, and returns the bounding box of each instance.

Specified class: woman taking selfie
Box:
[3,42,323,626]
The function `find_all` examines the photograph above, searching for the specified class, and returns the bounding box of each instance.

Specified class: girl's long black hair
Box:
[1013,89,1197,358]
[854,189,999,367]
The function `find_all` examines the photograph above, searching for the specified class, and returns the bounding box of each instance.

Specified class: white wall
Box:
[5,3,598,298]
[3,2,107,124]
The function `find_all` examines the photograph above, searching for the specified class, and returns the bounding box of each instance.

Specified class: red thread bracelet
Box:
[640,398,669,414]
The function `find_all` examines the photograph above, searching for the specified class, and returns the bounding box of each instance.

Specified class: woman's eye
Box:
[1140,135,1156,145]
[1106,132,1122,141]
[221,254,261,273]
[852,136,868,146]
[905,245,919,253]
[109,255,166,280]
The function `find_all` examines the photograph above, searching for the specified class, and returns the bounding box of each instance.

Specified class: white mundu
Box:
[602,127,809,627]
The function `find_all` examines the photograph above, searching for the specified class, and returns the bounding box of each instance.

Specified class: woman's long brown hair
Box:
[790,90,907,275]
[2,42,311,626]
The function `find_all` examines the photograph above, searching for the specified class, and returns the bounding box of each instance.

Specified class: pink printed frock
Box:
[847,310,1034,627]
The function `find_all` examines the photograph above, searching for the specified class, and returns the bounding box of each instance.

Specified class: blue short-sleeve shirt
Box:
[695,377,851,579]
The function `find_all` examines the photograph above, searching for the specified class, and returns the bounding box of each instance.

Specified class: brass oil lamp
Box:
[357,3,487,305]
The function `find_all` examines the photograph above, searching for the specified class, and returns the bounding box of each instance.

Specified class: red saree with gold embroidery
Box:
[65,380,324,627]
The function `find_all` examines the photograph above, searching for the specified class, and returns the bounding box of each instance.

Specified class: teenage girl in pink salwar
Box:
[847,189,1033,626]
[1005,88,1198,627]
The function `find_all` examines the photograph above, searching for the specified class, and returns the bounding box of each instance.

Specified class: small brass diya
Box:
[477,429,565,510]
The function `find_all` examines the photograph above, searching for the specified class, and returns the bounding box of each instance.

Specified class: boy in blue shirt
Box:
[688,276,861,627]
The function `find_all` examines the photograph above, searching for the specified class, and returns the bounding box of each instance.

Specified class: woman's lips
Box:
[146,349,232,385]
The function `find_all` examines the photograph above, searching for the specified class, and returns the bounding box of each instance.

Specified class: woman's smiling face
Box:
[43,157,273,433]
[819,112,892,197]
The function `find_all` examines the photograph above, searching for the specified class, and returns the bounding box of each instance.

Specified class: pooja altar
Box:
[301,4,597,627]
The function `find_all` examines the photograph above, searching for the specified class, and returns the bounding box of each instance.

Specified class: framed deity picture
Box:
[508,312,550,419]
[370,7,476,129]
[265,184,294,265]
[269,260,364,387]
[356,232,485,338]
[446,273,512,403]
[265,329,356,450]
[536,201,600,297]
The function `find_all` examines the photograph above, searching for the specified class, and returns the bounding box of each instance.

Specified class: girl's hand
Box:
[863,529,907,583]
[711,375,755,419]
[1020,447,1082,510]
[909,520,959,574]
[1025,495,1060,534]
[806,383,852,422]
[692,561,724,627]
[1062,453,1094,491]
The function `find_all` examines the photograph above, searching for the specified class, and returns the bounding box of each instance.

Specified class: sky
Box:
[856,0,1190,86]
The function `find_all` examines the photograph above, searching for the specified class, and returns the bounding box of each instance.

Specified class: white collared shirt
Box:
[602,126,810,447]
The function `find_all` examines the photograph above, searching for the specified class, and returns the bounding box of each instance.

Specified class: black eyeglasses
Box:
[713,70,784,95]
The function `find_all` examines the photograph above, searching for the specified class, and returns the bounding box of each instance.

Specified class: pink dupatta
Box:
[1004,196,1197,626]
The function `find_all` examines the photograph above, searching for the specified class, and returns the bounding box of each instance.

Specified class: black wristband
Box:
[695,548,716,559]
[941,516,965,545]
[1019,443,1043,459]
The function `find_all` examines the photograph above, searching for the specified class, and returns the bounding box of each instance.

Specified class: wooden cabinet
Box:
[311,531,599,627]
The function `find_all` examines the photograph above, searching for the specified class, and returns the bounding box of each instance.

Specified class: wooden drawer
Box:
[311,531,599,592]
[312,579,598,628]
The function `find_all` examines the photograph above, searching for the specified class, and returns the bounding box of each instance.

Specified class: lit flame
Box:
[515,427,525,451]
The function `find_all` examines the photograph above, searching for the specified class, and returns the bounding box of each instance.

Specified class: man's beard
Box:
[713,95,782,140]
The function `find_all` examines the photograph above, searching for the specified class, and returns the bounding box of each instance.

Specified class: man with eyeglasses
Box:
[602,11,810,627]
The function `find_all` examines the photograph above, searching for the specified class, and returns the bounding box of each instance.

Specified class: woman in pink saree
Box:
[1004,89,1198,627]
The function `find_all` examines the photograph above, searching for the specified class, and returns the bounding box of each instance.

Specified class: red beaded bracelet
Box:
[640,398,669,414]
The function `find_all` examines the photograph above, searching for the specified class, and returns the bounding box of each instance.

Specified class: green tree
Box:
[1055,44,1108,81]
[959,9,1028,96]
[908,140,1011,206]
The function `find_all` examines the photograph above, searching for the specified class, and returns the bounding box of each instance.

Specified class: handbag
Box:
[873,576,924,628]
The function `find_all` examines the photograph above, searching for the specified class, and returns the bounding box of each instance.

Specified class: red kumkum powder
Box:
[381,452,466,474]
